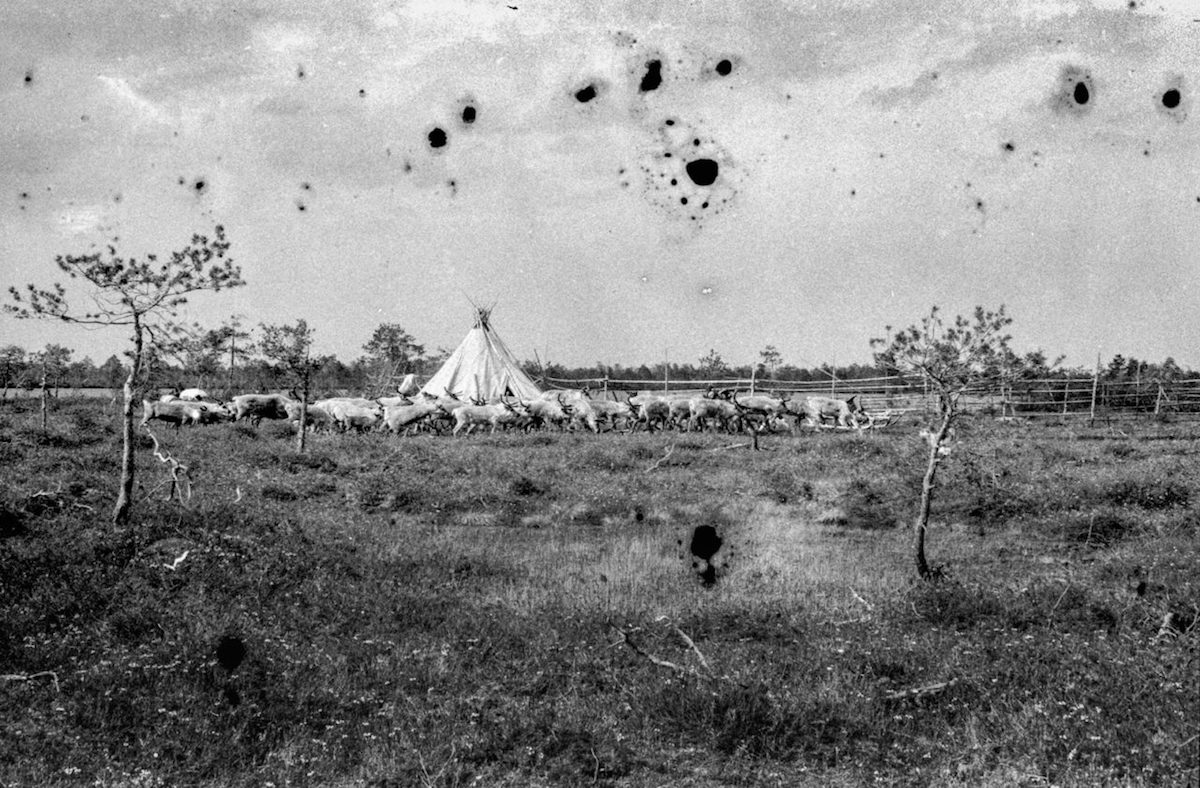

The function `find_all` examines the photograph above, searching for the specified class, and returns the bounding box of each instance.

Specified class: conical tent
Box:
[420,306,542,401]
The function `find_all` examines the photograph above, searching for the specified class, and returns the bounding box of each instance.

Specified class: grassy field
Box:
[1,399,1197,787]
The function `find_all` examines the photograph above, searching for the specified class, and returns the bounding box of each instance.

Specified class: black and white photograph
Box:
[1,0,1197,785]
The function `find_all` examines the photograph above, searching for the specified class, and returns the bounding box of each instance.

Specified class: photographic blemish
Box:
[670,178,677,185]
[428,127,447,149]
[692,138,700,146]
[113,193,122,203]
[301,182,312,191]
[297,64,306,79]
[574,84,598,103]
[680,196,688,205]
[216,636,246,672]
[715,59,732,77]
[975,199,984,210]
[850,189,856,196]
[296,200,307,212]
[700,286,713,295]
[1002,141,1016,152]
[1162,89,1180,109]
[358,88,366,98]
[24,70,33,86]
[1052,66,1093,115]
[685,158,718,186]
[403,159,412,173]
[639,60,662,92]
[447,179,457,196]
[461,105,476,124]
[193,178,207,194]
[664,118,675,126]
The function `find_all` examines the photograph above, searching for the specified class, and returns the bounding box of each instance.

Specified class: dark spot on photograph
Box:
[301,182,312,191]
[194,178,207,194]
[574,83,598,103]
[639,59,662,92]
[461,105,476,124]
[24,70,33,85]
[297,64,306,79]
[1073,81,1089,105]
[680,196,688,205]
[358,88,366,98]
[690,524,722,561]
[1002,141,1016,152]
[113,193,122,203]
[685,158,718,186]
[216,635,246,671]
[296,200,306,212]
[1162,89,1180,109]
[715,59,732,76]
[403,159,412,173]
[664,118,675,126]
[428,127,447,149]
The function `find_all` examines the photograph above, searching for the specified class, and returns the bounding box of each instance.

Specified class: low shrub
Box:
[1101,479,1190,510]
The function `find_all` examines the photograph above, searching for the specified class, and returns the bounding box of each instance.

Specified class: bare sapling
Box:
[6,227,244,523]
[872,305,1015,580]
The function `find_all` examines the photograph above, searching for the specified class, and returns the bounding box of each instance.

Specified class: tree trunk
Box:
[296,361,309,454]
[914,410,955,580]
[113,316,143,524]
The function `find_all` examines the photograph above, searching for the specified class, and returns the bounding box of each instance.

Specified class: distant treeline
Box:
[0,337,1193,399]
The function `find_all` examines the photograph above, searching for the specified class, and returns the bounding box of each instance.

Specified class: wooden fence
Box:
[542,374,1200,423]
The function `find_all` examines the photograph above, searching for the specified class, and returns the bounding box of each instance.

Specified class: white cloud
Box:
[97,75,172,126]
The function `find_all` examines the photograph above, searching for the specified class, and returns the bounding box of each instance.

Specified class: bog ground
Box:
[1,399,1197,787]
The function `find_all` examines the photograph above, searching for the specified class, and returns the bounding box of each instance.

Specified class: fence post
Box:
[750,367,756,395]
[1089,356,1100,426]
[1062,380,1069,416]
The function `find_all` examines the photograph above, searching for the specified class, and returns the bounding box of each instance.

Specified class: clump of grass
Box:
[1055,510,1140,547]
[832,477,902,530]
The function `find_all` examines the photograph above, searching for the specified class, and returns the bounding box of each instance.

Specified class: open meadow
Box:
[1,398,1197,787]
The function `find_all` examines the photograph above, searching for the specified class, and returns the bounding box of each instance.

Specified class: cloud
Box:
[97,75,172,126]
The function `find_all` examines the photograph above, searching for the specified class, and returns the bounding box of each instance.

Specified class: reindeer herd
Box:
[140,385,881,437]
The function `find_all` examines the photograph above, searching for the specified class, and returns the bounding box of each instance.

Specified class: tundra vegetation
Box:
[0,397,1196,786]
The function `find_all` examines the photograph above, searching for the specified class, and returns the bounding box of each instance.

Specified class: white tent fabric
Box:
[420,308,542,401]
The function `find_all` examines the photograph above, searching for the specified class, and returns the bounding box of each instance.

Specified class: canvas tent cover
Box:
[420,308,542,401]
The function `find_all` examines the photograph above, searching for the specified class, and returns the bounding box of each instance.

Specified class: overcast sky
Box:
[2,0,1197,371]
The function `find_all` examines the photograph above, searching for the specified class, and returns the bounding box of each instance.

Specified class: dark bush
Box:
[510,475,545,497]
[838,478,902,529]
[1102,479,1190,510]
[280,452,337,473]
[261,484,299,501]
[1056,511,1138,547]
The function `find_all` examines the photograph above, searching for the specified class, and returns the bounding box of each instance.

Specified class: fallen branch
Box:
[658,616,711,673]
[882,678,959,702]
[610,625,686,674]
[645,443,676,472]
[849,586,875,611]
[707,442,749,452]
[143,425,192,505]
[1,671,60,693]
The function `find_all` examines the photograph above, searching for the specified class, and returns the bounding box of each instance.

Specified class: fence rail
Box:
[541,375,1200,421]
